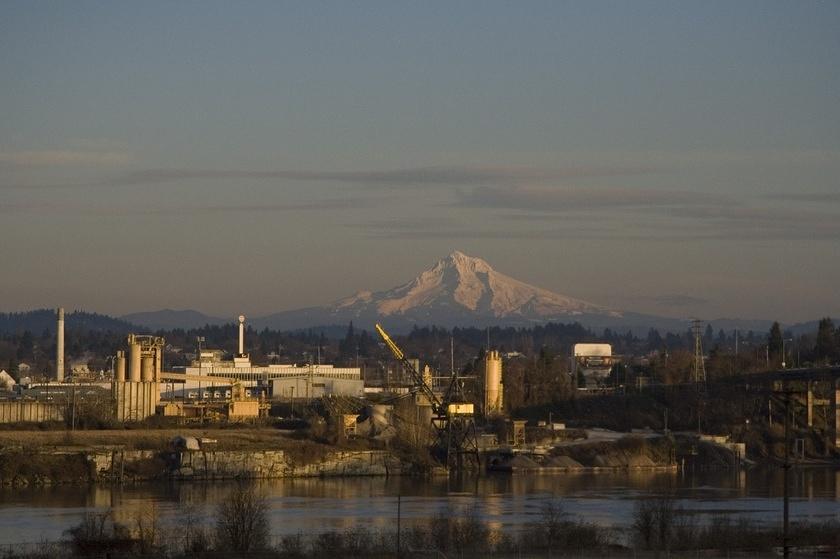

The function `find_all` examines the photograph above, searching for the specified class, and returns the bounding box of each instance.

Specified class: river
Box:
[1,467,839,545]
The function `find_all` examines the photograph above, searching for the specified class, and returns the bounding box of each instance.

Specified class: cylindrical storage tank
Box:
[115,351,126,382]
[141,356,154,382]
[484,350,503,415]
[154,346,162,381]
[129,341,142,382]
[56,308,65,382]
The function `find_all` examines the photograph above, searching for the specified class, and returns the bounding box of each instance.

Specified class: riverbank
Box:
[0,428,752,484]
[0,427,423,485]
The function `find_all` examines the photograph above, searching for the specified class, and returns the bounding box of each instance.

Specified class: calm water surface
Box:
[1,467,839,545]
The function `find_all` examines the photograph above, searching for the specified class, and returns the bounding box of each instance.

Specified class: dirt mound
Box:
[544,455,583,469]
[508,454,540,470]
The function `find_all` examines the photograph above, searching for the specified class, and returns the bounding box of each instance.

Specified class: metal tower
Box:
[691,319,706,384]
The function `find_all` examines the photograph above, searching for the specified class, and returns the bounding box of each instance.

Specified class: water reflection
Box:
[1,467,838,545]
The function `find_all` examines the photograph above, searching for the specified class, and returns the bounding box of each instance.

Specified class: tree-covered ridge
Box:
[0,309,137,335]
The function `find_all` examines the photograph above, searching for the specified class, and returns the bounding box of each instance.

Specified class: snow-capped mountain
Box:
[335,251,608,318]
[254,251,621,331]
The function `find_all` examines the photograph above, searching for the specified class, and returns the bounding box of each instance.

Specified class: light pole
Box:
[782,338,792,369]
[197,336,205,400]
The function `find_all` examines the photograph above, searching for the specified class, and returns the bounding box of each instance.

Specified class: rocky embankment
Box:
[488,434,741,473]
[0,446,408,485]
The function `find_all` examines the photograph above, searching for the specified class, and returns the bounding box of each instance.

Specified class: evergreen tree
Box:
[768,322,783,363]
[16,330,34,361]
[339,321,356,358]
[704,324,714,348]
[815,318,837,364]
[358,330,371,358]
[646,327,663,351]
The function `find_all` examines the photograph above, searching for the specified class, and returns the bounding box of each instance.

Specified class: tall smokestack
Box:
[56,307,65,382]
[238,315,245,356]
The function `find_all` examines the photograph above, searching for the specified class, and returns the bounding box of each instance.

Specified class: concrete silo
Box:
[115,334,164,421]
[483,350,503,415]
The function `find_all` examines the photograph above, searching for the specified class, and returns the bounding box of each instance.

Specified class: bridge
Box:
[718,366,840,447]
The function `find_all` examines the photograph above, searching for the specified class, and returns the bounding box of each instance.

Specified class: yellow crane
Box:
[375,323,479,470]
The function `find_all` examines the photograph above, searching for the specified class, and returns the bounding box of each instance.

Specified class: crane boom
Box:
[375,323,442,411]
[375,323,405,361]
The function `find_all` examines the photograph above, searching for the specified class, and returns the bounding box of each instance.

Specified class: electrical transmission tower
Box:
[691,319,707,384]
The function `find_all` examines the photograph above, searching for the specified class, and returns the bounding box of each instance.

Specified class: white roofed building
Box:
[571,343,615,389]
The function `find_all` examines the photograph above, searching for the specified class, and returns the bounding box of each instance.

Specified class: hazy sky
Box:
[2,1,839,322]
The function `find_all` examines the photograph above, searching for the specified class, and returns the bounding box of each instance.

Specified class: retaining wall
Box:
[0,401,64,423]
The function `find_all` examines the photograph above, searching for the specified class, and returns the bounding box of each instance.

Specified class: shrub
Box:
[215,484,270,552]
[633,496,678,551]
[64,511,134,556]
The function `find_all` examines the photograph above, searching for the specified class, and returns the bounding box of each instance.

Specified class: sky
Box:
[1,1,839,323]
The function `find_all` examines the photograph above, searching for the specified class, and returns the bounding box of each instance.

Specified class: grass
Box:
[0,428,326,451]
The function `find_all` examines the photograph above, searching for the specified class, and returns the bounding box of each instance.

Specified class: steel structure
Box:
[691,319,707,384]
[375,323,479,470]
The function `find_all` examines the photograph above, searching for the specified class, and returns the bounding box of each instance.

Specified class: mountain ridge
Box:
[7,253,826,336]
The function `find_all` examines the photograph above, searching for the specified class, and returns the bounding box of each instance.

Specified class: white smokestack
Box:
[238,315,245,356]
[56,307,64,382]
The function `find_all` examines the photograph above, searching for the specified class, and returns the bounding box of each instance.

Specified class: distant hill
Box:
[0,309,137,334]
[786,317,840,336]
[248,251,779,335]
[120,309,228,331]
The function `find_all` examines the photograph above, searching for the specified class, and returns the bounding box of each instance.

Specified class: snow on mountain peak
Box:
[357,251,606,318]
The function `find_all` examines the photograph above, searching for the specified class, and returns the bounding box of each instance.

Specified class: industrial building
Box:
[571,343,615,389]
[163,315,363,400]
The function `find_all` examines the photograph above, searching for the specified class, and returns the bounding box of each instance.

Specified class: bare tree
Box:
[215,484,270,552]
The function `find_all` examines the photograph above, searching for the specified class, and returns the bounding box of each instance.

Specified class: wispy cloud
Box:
[352,183,840,241]
[0,150,133,167]
[0,199,365,216]
[457,185,732,212]
[1,163,652,190]
[667,205,840,241]
[0,201,62,214]
[114,199,366,216]
[110,164,653,187]
[765,192,840,203]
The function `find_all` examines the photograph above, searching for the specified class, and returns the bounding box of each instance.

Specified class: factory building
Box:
[571,343,614,389]
[162,363,364,400]
[164,316,363,400]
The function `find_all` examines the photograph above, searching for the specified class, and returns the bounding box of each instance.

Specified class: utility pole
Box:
[71,384,77,432]
[783,389,791,559]
[450,336,454,375]
[771,383,793,559]
[396,493,402,556]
